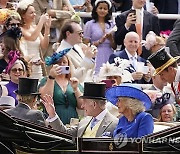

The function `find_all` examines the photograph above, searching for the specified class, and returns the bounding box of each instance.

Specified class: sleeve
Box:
[49,117,78,137]
[83,21,92,40]
[166,19,180,57]
[138,113,154,138]
[114,14,129,45]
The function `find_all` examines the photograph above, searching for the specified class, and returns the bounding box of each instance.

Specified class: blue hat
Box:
[105,84,152,110]
[45,48,71,66]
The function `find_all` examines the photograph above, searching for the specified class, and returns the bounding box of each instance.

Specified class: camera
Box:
[60,66,70,74]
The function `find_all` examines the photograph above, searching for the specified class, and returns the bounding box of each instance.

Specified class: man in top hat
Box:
[5,77,46,126]
[43,82,118,137]
[148,47,180,104]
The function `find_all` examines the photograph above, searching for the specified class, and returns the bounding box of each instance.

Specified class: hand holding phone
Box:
[102,79,116,89]
[129,9,136,22]
[59,66,70,74]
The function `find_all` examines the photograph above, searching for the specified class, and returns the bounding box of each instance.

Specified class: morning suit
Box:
[108,49,148,84]
[57,40,95,83]
[49,111,118,137]
[166,19,180,57]
[5,103,46,126]
[114,9,160,59]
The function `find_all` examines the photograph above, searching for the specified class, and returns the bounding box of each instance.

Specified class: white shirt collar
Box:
[94,109,108,121]
[56,39,73,52]
[125,48,138,59]
[174,66,180,82]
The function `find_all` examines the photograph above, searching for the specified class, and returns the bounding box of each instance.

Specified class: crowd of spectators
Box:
[1,0,180,148]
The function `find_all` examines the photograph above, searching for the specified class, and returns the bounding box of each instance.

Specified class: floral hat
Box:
[45,48,71,66]
[98,58,133,83]
[17,0,34,10]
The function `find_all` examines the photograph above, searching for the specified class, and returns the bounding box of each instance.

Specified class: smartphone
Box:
[60,66,70,74]
[102,79,115,89]
[129,9,136,21]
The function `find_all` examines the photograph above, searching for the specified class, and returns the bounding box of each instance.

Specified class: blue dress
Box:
[113,112,154,138]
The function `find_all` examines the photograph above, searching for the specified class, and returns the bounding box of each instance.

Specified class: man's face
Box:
[159,67,176,84]
[81,99,95,116]
[124,33,140,55]
[69,23,83,45]
[132,0,146,9]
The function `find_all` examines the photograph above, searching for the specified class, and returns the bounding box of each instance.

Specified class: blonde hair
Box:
[158,103,177,122]
[121,97,145,115]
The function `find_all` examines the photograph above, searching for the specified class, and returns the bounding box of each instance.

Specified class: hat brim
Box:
[105,85,152,110]
[153,56,180,76]
[79,96,106,100]
[15,90,40,95]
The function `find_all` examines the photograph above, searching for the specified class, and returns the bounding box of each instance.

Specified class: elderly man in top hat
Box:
[5,77,46,126]
[148,47,180,104]
[43,82,118,137]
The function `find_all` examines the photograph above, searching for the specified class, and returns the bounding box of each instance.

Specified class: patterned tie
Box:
[131,56,137,70]
[90,118,97,130]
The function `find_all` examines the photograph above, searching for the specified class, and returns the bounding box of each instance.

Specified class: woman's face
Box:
[23,5,36,23]
[96,2,109,18]
[57,56,69,66]
[10,63,25,83]
[116,97,127,114]
[107,76,122,85]
[161,104,174,122]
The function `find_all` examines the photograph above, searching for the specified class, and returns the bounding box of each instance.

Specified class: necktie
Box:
[131,57,137,70]
[90,118,97,129]
[135,9,142,55]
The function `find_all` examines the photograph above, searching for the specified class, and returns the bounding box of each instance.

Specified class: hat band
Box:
[155,58,176,74]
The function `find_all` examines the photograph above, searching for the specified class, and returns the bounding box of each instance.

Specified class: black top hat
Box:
[16,77,40,95]
[148,47,180,76]
[79,82,106,100]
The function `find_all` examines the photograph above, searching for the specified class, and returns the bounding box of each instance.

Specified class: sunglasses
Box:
[11,68,24,73]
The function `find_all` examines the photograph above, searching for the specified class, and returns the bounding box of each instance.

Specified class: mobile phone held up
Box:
[129,9,136,21]
[60,66,70,74]
[102,79,115,89]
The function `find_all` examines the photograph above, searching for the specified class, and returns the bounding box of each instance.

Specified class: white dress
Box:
[22,37,43,79]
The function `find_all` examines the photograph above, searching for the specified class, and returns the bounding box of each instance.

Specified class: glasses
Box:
[11,68,24,73]
[74,31,83,36]
[64,94,69,108]
[9,23,20,28]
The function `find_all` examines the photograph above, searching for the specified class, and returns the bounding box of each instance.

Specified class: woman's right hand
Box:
[49,64,64,78]
[39,13,50,24]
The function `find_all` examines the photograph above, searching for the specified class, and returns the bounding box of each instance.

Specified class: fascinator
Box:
[0,9,21,24]
[17,0,34,10]
[0,27,22,40]
[5,50,25,74]
[45,48,71,66]
[153,93,171,109]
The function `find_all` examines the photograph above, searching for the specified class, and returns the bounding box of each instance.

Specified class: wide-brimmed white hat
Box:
[0,96,15,108]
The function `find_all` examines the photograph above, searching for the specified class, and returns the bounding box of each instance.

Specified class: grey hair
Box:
[93,99,106,110]
[121,97,145,115]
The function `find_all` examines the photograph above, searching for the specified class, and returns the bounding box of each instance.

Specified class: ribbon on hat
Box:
[5,50,20,73]
[45,48,71,66]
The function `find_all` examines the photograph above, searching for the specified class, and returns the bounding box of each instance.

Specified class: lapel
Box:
[96,112,113,137]
[78,116,92,137]
[120,50,129,59]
